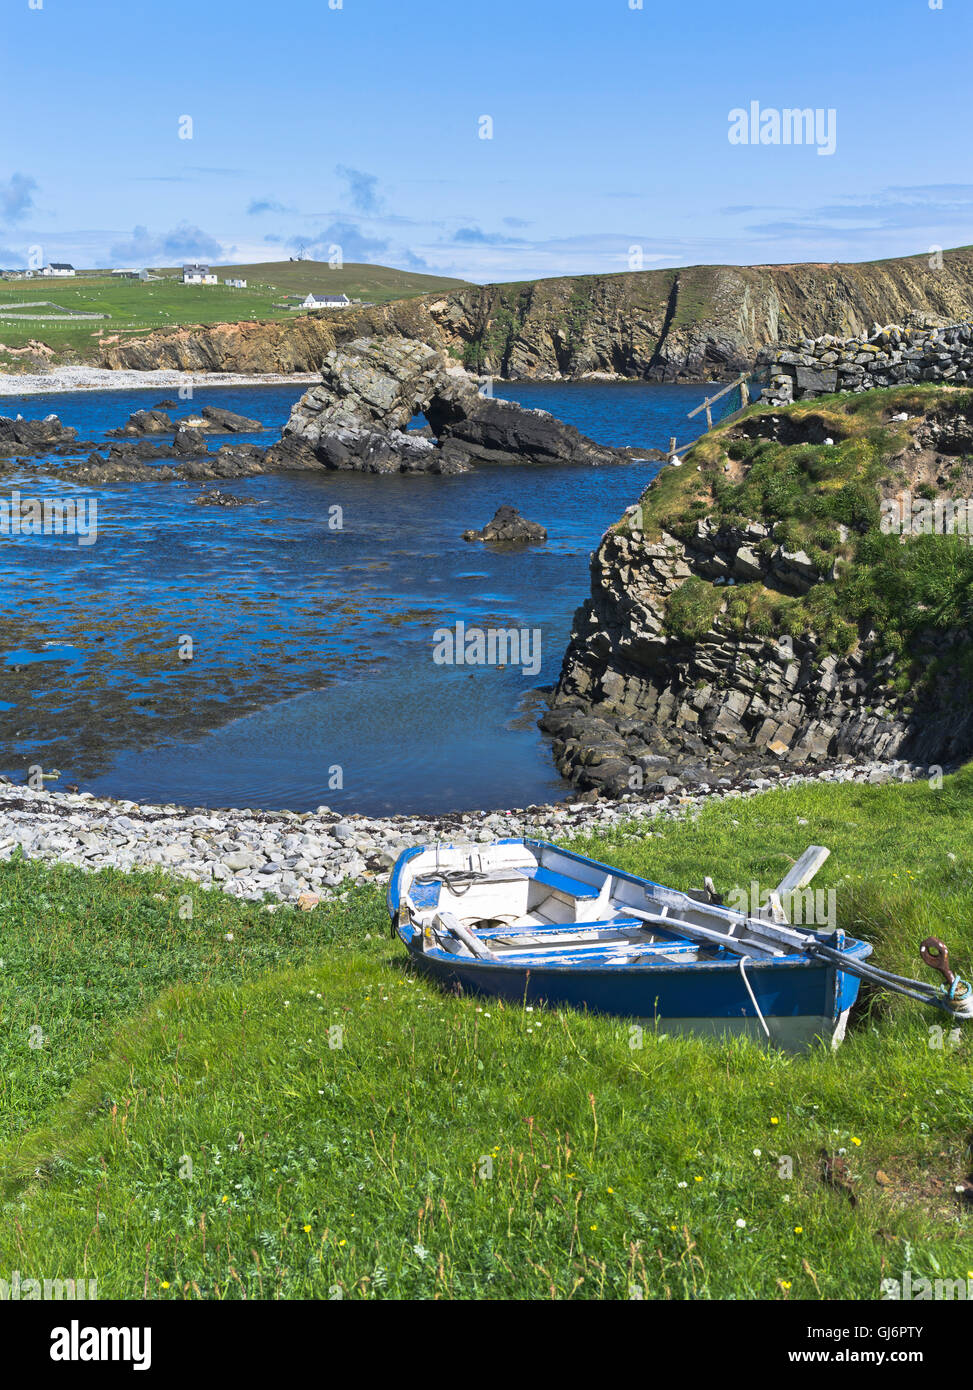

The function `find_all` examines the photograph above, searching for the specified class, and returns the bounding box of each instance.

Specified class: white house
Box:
[40,263,75,277]
[182,263,217,285]
[302,292,351,309]
[224,278,247,288]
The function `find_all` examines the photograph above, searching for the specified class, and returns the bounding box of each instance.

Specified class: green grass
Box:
[627,384,973,670]
[665,575,726,640]
[0,261,469,365]
[193,260,468,300]
[1,769,972,1298]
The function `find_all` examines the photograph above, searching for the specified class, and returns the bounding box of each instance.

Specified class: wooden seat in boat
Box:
[514,864,601,900]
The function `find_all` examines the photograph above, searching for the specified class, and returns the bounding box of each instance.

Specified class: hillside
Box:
[171,259,470,299]
[0,260,469,370]
[92,245,973,382]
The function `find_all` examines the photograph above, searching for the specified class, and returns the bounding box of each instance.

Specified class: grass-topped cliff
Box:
[0,261,469,371]
[627,385,973,690]
[547,383,973,794]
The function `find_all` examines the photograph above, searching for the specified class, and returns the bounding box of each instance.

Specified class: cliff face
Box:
[98,297,445,375]
[542,385,973,796]
[99,247,973,382]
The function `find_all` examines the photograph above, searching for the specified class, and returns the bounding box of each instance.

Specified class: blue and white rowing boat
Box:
[388,838,973,1052]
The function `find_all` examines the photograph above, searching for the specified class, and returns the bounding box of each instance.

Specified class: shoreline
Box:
[0,365,321,398]
[0,757,931,906]
[0,364,723,400]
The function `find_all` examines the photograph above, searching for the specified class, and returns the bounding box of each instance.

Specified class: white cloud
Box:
[105,223,232,266]
[0,173,38,223]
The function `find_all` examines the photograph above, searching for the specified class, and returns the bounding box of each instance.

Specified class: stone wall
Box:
[758,319,973,405]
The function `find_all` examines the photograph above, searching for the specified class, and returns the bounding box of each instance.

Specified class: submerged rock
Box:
[191,489,259,507]
[67,440,267,484]
[463,505,547,543]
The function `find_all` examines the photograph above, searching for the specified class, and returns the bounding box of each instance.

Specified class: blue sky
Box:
[1,0,971,281]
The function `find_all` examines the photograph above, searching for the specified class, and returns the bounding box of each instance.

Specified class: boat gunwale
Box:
[387,837,874,976]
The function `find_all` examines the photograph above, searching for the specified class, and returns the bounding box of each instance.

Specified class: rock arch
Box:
[267,335,624,475]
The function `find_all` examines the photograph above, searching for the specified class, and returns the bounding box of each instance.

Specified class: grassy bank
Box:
[0,261,468,365]
[1,769,971,1299]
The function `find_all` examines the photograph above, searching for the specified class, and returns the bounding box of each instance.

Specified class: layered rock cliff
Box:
[98,246,973,382]
[542,384,973,795]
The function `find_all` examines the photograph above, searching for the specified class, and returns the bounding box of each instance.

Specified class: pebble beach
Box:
[0,365,320,397]
[0,758,933,906]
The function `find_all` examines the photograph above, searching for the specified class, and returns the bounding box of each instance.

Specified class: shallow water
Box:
[0,379,739,813]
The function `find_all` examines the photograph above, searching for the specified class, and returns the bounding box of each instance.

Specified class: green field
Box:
[1,769,971,1299]
[0,260,469,368]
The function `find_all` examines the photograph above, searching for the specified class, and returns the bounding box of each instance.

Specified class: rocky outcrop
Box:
[543,390,973,796]
[51,333,622,484]
[0,413,80,456]
[196,406,264,433]
[108,405,264,437]
[96,246,973,383]
[759,319,973,404]
[265,336,624,474]
[545,527,973,796]
[463,506,547,543]
[107,409,173,437]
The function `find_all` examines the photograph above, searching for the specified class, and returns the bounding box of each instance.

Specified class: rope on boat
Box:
[414,869,480,896]
[800,939,973,1018]
[413,868,516,896]
[738,957,771,1037]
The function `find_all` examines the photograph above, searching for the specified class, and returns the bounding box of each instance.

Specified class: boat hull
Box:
[403,939,860,1050]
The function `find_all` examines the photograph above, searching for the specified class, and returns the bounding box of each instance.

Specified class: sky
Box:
[1,0,971,282]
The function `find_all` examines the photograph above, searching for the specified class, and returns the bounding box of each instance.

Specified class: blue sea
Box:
[0,379,739,813]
